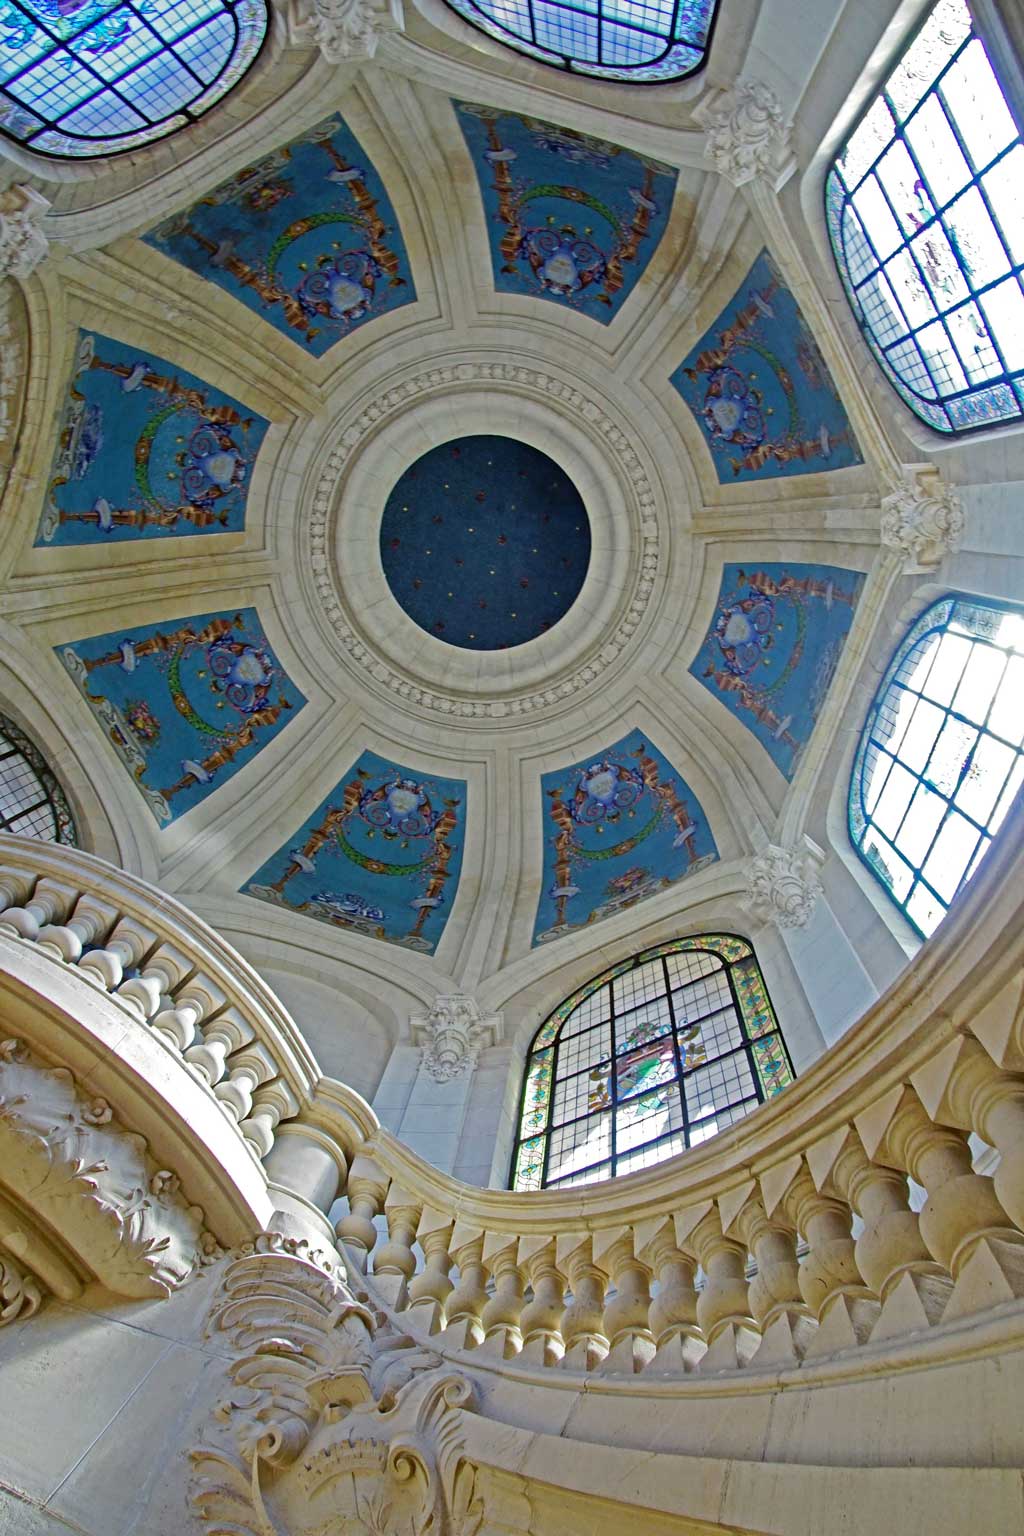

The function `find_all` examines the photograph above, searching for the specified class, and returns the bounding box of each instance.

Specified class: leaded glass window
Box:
[0,712,77,844]
[0,0,267,159]
[442,0,718,83]
[511,934,793,1191]
[825,0,1024,433]
[849,595,1024,937]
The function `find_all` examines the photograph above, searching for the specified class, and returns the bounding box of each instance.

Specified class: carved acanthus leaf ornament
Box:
[411,995,501,1082]
[880,466,964,567]
[744,843,823,930]
[697,80,794,189]
[0,185,50,281]
[290,0,403,60]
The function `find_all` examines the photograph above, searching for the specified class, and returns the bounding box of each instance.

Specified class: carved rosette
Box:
[289,0,404,60]
[744,844,823,930]
[696,80,793,189]
[411,995,501,1082]
[0,1037,218,1304]
[191,1245,485,1535]
[0,185,50,281]
[880,467,964,567]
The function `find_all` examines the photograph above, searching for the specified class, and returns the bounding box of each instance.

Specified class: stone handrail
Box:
[334,796,1024,1377]
[0,832,376,1179]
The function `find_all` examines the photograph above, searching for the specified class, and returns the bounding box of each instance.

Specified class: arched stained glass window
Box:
[443,0,718,83]
[511,935,793,1191]
[0,712,77,844]
[0,0,267,159]
[850,595,1024,938]
[825,0,1024,434]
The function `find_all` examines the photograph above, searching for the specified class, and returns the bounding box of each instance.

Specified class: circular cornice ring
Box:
[306,359,665,721]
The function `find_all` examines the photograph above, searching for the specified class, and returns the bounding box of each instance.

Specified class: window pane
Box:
[0,716,76,845]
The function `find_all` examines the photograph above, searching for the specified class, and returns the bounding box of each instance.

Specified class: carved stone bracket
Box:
[695,80,795,190]
[191,1246,485,1535]
[288,0,403,61]
[0,1037,219,1303]
[744,842,823,930]
[880,465,965,568]
[410,996,502,1082]
[0,186,50,281]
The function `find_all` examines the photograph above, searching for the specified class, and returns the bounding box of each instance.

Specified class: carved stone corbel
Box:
[880,466,964,568]
[410,995,501,1083]
[694,80,795,190]
[744,842,824,930]
[0,185,50,281]
[288,0,403,62]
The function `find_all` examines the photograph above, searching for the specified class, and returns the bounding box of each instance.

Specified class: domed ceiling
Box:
[2,0,893,1024]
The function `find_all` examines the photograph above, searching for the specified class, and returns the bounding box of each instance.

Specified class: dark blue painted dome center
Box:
[379,435,591,651]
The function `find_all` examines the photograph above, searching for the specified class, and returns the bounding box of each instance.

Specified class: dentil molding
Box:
[695,80,795,190]
[288,0,403,59]
[880,465,964,568]
[743,841,823,930]
[410,995,502,1082]
[308,361,660,719]
[0,185,50,281]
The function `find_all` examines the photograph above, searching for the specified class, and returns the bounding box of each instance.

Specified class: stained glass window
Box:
[511,934,793,1191]
[0,0,267,159]
[442,0,718,83]
[825,0,1024,433]
[849,595,1024,938]
[0,712,77,844]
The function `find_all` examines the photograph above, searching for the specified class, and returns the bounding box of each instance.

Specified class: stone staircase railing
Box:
[333,797,1024,1378]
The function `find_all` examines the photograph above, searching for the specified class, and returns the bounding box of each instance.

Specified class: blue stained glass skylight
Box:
[0,0,266,158]
[443,0,717,82]
[826,0,1024,434]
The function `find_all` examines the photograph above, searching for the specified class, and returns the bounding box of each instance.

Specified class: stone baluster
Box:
[810,1122,950,1339]
[263,1123,348,1215]
[75,915,155,990]
[881,1085,1024,1319]
[372,1186,423,1309]
[181,997,248,1080]
[116,942,192,1024]
[722,1180,816,1365]
[0,867,32,915]
[439,1225,488,1349]
[405,1208,454,1334]
[214,1042,276,1127]
[239,1077,299,1159]
[479,1234,525,1358]
[593,1228,655,1374]
[677,1202,760,1370]
[780,1161,879,1354]
[963,969,1024,1074]
[20,890,114,959]
[635,1216,705,1374]
[556,1233,609,1370]
[0,877,75,942]
[517,1237,566,1366]
[335,1154,389,1271]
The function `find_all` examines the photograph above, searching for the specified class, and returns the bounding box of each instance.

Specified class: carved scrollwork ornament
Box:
[411,995,502,1082]
[0,1252,43,1327]
[880,466,965,568]
[288,0,403,60]
[744,843,823,930]
[0,185,50,281]
[696,80,795,189]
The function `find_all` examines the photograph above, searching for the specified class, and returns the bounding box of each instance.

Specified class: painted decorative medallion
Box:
[690,562,865,780]
[671,251,863,481]
[379,435,591,650]
[456,104,676,322]
[37,331,267,546]
[533,728,718,946]
[243,750,466,954]
[59,609,304,824]
[144,115,415,357]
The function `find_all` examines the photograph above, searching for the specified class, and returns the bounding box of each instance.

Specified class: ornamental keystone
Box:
[744,842,823,930]
[0,185,50,282]
[880,466,964,568]
[695,80,794,190]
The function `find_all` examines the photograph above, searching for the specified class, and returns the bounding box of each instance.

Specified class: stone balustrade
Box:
[329,798,1024,1380]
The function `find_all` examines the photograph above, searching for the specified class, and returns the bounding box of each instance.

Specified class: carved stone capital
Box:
[0,1037,216,1298]
[410,995,502,1082]
[289,0,403,61]
[0,185,50,281]
[695,80,794,189]
[880,466,964,568]
[744,843,823,930]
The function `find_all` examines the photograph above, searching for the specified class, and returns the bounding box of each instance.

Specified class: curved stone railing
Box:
[332,797,1024,1379]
